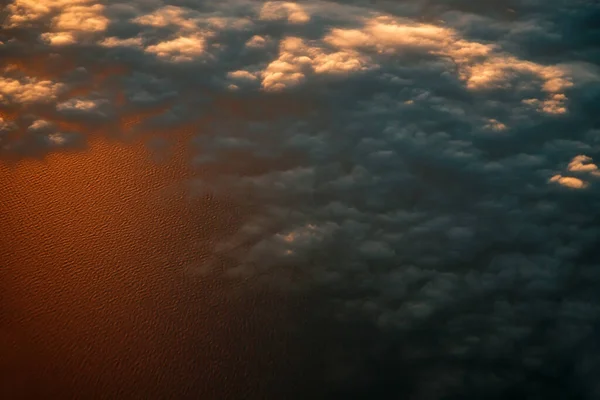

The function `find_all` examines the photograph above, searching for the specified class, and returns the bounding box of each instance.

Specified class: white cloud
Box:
[322,15,572,113]
[28,120,52,131]
[7,0,109,47]
[132,5,200,31]
[549,155,600,188]
[227,70,259,81]
[56,98,106,112]
[484,119,507,132]
[144,35,206,62]
[99,37,144,48]
[40,32,76,46]
[46,132,68,145]
[259,1,310,24]
[5,0,94,27]
[0,77,64,104]
[568,155,598,173]
[52,4,108,33]
[0,117,16,132]
[132,5,256,62]
[549,174,588,189]
[246,35,268,48]
[260,36,373,91]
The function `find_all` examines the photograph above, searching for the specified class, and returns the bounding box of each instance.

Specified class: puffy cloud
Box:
[0,76,64,104]
[227,70,259,81]
[132,5,200,32]
[45,132,68,145]
[484,118,507,131]
[549,155,600,188]
[245,35,268,48]
[52,4,108,33]
[549,174,588,189]
[27,119,52,131]
[5,0,94,28]
[98,36,144,48]
[259,36,372,91]
[259,1,310,24]
[0,117,16,133]
[321,15,573,113]
[568,155,599,173]
[56,98,106,112]
[131,5,255,62]
[6,0,108,46]
[40,32,76,46]
[144,35,206,62]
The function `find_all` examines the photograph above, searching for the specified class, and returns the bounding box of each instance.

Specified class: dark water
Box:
[0,137,310,399]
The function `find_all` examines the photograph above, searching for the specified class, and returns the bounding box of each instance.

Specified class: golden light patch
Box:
[316,16,573,112]
[144,36,206,62]
[567,155,598,172]
[259,1,310,24]
[549,155,600,189]
[549,174,587,189]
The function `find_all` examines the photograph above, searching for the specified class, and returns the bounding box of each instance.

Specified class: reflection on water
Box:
[0,137,301,399]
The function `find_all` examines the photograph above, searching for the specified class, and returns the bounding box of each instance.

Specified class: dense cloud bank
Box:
[2,0,600,398]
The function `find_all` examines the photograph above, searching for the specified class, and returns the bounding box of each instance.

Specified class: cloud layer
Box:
[2,0,600,398]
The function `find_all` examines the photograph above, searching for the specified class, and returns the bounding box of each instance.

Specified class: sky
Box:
[1,0,600,398]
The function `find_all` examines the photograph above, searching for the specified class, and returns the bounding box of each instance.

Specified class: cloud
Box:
[40,32,76,46]
[0,76,65,104]
[144,35,206,62]
[3,0,600,397]
[27,119,52,131]
[549,174,588,189]
[245,35,268,48]
[52,4,108,33]
[568,155,599,173]
[5,0,92,28]
[6,0,108,47]
[56,98,106,112]
[259,1,311,24]
[132,5,200,31]
[549,155,600,189]
[99,36,144,48]
[258,36,372,91]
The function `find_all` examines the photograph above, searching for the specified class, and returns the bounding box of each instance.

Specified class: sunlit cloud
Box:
[5,0,95,28]
[227,70,259,81]
[567,155,598,173]
[132,5,255,62]
[322,15,572,113]
[52,4,108,33]
[259,1,310,24]
[56,98,105,112]
[132,5,200,32]
[46,132,68,145]
[549,174,588,189]
[0,117,17,133]
[144,35,206,62]
[245,35,268,48]
[549,155,600,188]
[40,32,77,46]
[99,37,144,48]
[259,36,372,91]
[0,77,65,104]
[484,119,508,132]
[27,119,52,131]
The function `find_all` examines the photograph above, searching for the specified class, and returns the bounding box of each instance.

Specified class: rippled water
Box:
[0,137,306,399]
